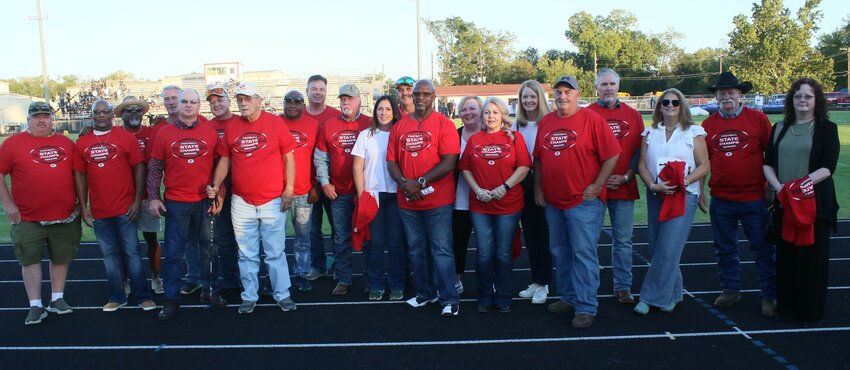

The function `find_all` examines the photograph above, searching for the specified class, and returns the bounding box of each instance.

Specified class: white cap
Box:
[235,82,260,97]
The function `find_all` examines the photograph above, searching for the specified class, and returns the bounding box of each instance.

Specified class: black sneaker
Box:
[441,304,459,317]
[25,306,47,325]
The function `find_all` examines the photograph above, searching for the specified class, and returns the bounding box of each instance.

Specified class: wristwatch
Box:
[417,177,427,188]
[623,173,631,184]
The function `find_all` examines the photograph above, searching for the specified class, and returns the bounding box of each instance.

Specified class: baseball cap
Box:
[554,76,579,90]
[28,101,53,115]
[235,82,260,97]
[338,84,361,98]
[205,85,229,101]
[395,76,415,87]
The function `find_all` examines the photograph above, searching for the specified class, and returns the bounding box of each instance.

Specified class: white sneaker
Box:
[151,277,164,295]
[531,285,549,304]
[123,281,131,297]
[518,283,542,298]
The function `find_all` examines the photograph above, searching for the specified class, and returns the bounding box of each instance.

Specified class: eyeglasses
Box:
[93,109,113,115]
[123,106,143,113]
[793,94,815,100]
[284,97,304,103]
[412,91,433,98]
[180,99,200,105]
[396,76,415,86]
[661,99,681,107]
[206,87,226,97]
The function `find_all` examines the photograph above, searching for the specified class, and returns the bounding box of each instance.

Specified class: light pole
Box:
[30,0,50,102]
[416,0,422,80]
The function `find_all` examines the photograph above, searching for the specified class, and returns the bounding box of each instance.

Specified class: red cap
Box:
[352,192,379,251]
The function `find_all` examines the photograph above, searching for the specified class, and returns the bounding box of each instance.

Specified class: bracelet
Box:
[502,182,510,191]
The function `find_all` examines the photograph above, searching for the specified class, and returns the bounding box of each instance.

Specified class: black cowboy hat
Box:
[708,71,753,94]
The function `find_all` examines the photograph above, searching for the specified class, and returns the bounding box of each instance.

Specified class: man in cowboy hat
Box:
[701,71,776,316]
[114,96,165,295]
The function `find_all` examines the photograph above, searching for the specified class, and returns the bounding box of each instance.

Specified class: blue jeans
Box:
[291,194,313,277]
[330,193,355,284]
[400,204,459,305]
[365,192,405,291]
[231,195,291,302]
[183,231,200,286]
[545,199,605,316]
[213,186,240,289]
[605,199,635,292]
[310,192,334,272]
[639,192,697,307]
[93,214,151,303]
[163,199,215,301]
[709,197,776,298]
[470,211,521,309]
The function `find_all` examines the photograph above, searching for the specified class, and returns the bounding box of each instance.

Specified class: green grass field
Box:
[1,111,848,243]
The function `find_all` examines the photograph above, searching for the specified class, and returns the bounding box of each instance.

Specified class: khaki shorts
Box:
[138,200,162,233]
[12,217,82,266]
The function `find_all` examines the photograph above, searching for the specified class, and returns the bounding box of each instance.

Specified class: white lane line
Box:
[0,327,848,351]
[733,326,753,340]
[2,287,850,312]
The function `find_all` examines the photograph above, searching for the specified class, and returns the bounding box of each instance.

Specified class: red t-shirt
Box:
[304,106,342,125]
[150,116,207,143]
[206,115,242,161]
[0,133,76,222]
[74,129,144,219]
[150,123,218,203]
[315,114,371,195]
[387,112,461,210]
[216,111,297,205]
[118,126,153,162]
[586,102,644,200]
[702,108,772,202]
[533,109,621,210]
[281,115,320,196]
[459,131,532,215]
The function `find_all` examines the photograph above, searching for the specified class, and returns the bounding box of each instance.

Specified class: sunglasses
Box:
[284,97,304,103]
[93,109,113,115]
[180,99,200,105]
[123,106,143,113]
[412,91,433,98]
[396,76,415,86]
[206,87,226,97]
[661,99,681,107]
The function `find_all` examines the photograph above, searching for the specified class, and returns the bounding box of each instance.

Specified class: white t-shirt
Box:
[642,123,706,196]
[351,128,397,196]
[454,133,471,211]
[511,120,538,156]
[754,95,764,106]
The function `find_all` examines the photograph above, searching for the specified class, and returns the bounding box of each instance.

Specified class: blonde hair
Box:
[651,88,694,130]
[481,97,514,141]
[515,80,550,128]
[458,96,484,115]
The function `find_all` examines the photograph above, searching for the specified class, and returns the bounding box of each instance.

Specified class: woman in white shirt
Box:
[352,96,404,301]
[452,95,483,295]
[511,80,553,304]
[635,88,709,315]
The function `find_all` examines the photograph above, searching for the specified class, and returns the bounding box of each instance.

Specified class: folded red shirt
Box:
[658,161,686,221]
[777,176,816,246]
[352,192,379,252]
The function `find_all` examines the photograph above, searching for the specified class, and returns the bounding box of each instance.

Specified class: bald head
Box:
[414,79,435,93]
[412,79,436,117]
[284,90,305,120]
[284,90,304,100]
[178,88,201,123]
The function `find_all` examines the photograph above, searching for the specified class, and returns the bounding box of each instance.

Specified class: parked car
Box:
[768,94,785,105]
[825,92,849,106]
[835,96,850,107]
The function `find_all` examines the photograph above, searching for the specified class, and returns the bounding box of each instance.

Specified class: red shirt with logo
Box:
[459,131,532,215]
[118,126,153,162]
[282,115,319,196]
[702,107,772,202]
[304,106,342,125]
[387,112,461,210]
[206,115,242,161]
[315,114,371,195]
[74,129,144,219]
[533,109,621,210]
[150,116,207,144]
[150,123,218,203]
[0,133,76,222]
[586,101,644,201]
[216,111,297,205]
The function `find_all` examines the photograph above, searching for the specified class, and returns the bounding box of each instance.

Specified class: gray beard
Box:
[125,118,141,127]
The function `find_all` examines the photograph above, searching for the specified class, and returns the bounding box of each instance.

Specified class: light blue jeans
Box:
[639,192,698,308]
[231,195,291,302]
[545,199,605,316]
[290,194,313,277]
[605,199,635,292]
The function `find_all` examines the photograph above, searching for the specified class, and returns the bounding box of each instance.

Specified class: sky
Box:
[1,0,847,82]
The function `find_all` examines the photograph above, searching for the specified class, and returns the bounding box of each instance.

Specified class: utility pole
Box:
[30,0,50,102]
[416,0,422,80]
[593,50,598,76]
[843,47,850,91]
[719,52,724,73]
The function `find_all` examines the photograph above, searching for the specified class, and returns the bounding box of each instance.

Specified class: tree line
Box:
[427,0,848,95]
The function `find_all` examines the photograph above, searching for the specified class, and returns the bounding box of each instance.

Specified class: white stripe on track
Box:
[0,326,847,351]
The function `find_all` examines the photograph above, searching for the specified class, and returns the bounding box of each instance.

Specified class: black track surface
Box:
[1,221,849,369]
